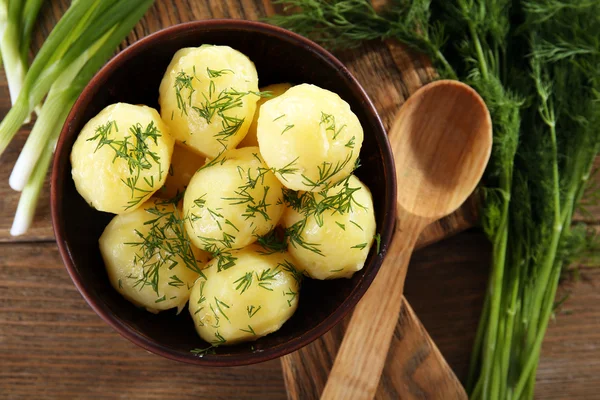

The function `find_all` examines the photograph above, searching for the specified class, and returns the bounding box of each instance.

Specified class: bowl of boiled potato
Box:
[51,20,397,366]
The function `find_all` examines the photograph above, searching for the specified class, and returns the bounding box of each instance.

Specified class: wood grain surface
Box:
[0,1,599,399]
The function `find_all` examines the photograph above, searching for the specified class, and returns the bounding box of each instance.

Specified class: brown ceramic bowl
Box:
[51,20,396,366]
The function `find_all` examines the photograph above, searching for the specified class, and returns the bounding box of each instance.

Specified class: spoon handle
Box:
[321,216,466,400]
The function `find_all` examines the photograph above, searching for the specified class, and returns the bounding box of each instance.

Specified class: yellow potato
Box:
[99,199,208,314]
[183,147,285,254]
[282,175,376,279]
[238,83,292,148]
[158,45,260,158]
[159,143,206,199]
[71,103,174,214]
[257,84,363,192]
[189,245,301,344]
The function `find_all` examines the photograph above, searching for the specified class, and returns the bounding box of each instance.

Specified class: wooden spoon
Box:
[321,80,492,399]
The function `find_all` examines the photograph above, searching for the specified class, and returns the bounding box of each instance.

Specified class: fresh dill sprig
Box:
[125,197,206,296]
[174,70,196,116]
[87,119,164,210]
[221,166,272,221]
[190,346,217,356]
[268,0,457,79]
[272,157,300,182]
[233,272,253,294]
[283,287,298,307]
[256,267,281,291]
[247,304,261,318]
[320,112,346,140]
[255,229,288,255]
[240,325,257,335]
[207,67,233,78]
[301,151,354,191]
[285,218,324,256]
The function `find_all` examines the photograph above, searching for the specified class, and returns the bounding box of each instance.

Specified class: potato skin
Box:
[283,175,376,279]
[238,82,292,148]
[183,147,285,254]
[159,45,260,158]
[99,199,208,314]
[257,84,363,192]
[159,143,206,199]
[71,103,174,214]
[189,245,301,344]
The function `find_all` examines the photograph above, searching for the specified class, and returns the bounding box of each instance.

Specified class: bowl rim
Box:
[51,19,397,366]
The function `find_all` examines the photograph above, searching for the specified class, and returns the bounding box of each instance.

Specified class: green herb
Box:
[125,196,206,295]
[350,220,363,231]
[206,67,233,78]
[345,136,355,149]
[87,120,163,210]
[285,219,324,256]
[272,157,300,182]
[283,287,298,307]
[195,282,206,306]
[281,124,295,135]
[240,325,256,335]
[278,260,303,285]
[174,70,196,116]
[214,297,231,323]
[233,272,253,294]
[301,151,354,191]
[374,233,381,254]
[222,166,272,221]
[351,243,367,250]
[155,295,166,303]
[256,267,281,291]
[247,305,262,318]
[190,346,217,356]
[168,275,184,288]
[212,331,227,345]
[256,229,288,254]
[320,112,346,140]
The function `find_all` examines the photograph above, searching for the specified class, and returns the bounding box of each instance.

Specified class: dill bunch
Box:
[269,0,456,78]
[270,1,600,398]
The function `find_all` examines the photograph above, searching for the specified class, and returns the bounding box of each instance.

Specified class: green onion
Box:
[0,0,27,105]
[5,0,154,235]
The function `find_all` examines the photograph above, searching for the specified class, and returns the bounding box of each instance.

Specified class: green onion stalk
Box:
[0,0,26,105]
[0,0,44,122]
[7,0,154,235]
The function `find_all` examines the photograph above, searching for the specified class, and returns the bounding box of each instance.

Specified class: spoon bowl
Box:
[322,80,492,399]
[393,80,492,219]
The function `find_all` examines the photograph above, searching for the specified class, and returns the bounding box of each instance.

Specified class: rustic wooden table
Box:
[1,1,599,399]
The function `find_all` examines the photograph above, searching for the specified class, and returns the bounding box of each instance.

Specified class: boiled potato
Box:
[100,199,208,313]
[159,45,260,158]
[159,143,206,199]
[189,245,301,344]
[183,147,285,254]
[283,175,376,279]
[71,103,174,214]
[238,83,292,148]
[257,84,363,192]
